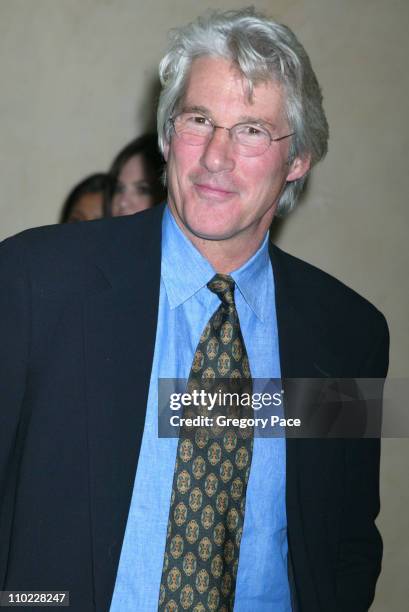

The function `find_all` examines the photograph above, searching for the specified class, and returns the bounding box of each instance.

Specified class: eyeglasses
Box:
[169,112,294,157]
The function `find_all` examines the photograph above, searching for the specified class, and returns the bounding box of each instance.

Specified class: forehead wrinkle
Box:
[181,56,288,133]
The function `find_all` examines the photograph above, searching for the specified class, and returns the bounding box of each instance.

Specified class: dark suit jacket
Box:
[0,205,389,611]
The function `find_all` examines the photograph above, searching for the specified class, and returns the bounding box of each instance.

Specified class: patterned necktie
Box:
[159,274,253,612]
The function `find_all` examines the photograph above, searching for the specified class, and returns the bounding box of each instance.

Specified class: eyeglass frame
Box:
[168,111,295,156]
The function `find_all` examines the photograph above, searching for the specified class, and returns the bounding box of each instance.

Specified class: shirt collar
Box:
[230,232,271,323]
[161,206,271,322]
[161,207,214,308]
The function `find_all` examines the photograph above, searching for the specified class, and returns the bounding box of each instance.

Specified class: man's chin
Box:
[184,220,241,242]
[168,204,244,242]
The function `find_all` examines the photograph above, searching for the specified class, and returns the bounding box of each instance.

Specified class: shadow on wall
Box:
[135,73,163,134]
[269,174,311,244]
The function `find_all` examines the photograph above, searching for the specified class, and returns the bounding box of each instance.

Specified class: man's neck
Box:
[187,233,266,274]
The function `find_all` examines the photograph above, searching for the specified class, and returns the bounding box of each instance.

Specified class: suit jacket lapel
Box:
[83,207,163,610]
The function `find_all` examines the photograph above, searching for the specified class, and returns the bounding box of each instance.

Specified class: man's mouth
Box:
[194,182,236,200]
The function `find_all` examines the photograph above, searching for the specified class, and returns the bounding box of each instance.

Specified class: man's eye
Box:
[186,114,209,125]
[235,124,270,142]
[244,125,263,136]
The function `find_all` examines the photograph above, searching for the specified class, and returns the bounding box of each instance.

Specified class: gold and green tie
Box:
[159,274,253,611]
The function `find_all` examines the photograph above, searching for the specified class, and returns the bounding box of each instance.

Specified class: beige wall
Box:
[1,0,408,608]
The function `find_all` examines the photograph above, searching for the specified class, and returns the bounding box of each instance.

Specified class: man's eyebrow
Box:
[180,105,277,130]
[236,115,277,130]
[181,104,210,115]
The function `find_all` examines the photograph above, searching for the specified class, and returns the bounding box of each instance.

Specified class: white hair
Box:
[157,7,329,215]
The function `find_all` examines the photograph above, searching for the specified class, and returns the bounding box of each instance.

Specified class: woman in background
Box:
[105,133,166,217]
[60,173,113,223]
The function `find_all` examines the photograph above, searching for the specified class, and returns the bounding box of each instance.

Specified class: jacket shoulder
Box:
[271,243,385,320]
[0,206,163,294]
[270,243,389,376]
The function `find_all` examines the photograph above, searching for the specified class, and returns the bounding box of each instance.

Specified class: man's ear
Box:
[286,154,311,182]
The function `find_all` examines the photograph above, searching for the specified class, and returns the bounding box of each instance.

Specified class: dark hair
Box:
[60,173,113,223]
[104,133,166,216]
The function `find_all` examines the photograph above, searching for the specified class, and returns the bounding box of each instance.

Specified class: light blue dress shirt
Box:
[110,207,291,611]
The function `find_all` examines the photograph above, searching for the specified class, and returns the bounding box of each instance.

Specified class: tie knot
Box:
[207,274,235,307]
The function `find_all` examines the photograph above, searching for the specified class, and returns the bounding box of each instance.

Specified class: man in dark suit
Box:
[0,8,388,612]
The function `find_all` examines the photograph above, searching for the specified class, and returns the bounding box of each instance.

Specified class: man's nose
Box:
[200,127,235,173]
